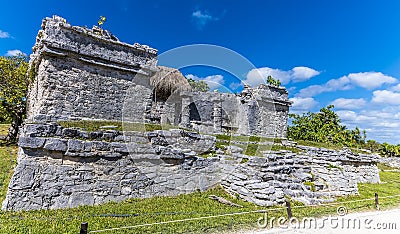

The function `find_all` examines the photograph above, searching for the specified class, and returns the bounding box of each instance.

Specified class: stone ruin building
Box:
[2,16,380,211]
[25,14,291,138]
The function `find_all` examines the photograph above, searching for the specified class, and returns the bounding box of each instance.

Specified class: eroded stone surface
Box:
[2,123,381,211]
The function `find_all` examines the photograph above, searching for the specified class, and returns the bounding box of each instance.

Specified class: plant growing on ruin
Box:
[187,77,209,92]
[97,16,106,28]
[0,55,29,142]
[266,75,281,87]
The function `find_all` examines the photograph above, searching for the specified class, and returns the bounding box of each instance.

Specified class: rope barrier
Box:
[88,207,286,233]
[87,193,400,233]
[3,193,400,224]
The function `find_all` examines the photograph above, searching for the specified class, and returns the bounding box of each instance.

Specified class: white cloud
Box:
[335,108,400,143]
[297,72,398,97]
[389,84,400,92]
[347,72,397,89]
[186,74,224,90]
[289,97,318,112]
[0,30,10,38]
[330,98,366,109]
[247,67,290,86]
[372,90,400,105]
[5,49,26,57]
[299,84,324,98]
[245,66,320,87]
[192,10,218,29]
[336,110,359,122]
[291,66,321,82]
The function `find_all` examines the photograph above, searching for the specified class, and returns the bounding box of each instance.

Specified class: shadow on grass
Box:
[0,140,16,147]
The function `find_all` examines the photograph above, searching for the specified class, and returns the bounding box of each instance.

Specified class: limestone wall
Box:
[3,123,380,211]
[222,146,380,206]
[27,15,157,122]
[2,123,222,210]
[173,87,290,138]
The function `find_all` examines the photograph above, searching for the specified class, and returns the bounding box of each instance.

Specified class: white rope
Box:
[89,194,400,233]
[89,207,285,233]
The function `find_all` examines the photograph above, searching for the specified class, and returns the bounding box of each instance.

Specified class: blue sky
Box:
[1,0,400,143]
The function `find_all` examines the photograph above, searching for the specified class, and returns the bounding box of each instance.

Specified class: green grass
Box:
[0,144,399,233]
[218,142,302,157]
[0,145,17,202]
[58,121,182,133]
[215,134,281,144]
[216,134,301,157]
[215,134,231,141]
[270,144,302,154]
[240,158,249,164]
[290,170,400,219]
[377,163,397,171]
[295,139,377,156]
[0,186,267,233]
[59,120,124,131]
[0,124,9,136]
[198,151,217,158]
[326,163,343,170]
[303,181,316,192]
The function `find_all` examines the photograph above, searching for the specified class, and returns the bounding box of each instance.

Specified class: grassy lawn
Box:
[216,141,302,156]
[215,134,282,144]
[59,120,178,132]
[295,139,377,156]
[0,124,9,137]
[0,144,17,201]
[0,145,399,233]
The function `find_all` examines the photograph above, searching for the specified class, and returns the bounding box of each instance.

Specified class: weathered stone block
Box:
[246,182,270,190]
[8,166,36,190]
[44,138,68,151]
[19,137,46,149]
[69,192,94,207]
[92,141,110,151]
[67,139,84,152]
[62,128,79,138]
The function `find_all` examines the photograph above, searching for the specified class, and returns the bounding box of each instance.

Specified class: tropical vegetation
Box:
[0,55,29,142]
[187,77,209,92]
[288,105,400,157]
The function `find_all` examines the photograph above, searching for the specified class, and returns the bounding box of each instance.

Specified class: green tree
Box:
[379,142,400,157]
[365,140,380,153]
[287,105,365,147]
[0,105,10,123]
[0,55,29,142]
[187,78,209,92]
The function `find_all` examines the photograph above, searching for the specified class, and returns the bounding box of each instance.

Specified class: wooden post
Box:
[375,193,379,210]
[285,200,293,219]
[80,222,88,234]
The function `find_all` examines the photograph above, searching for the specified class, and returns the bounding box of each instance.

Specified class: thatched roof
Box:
[150,66,192,101]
